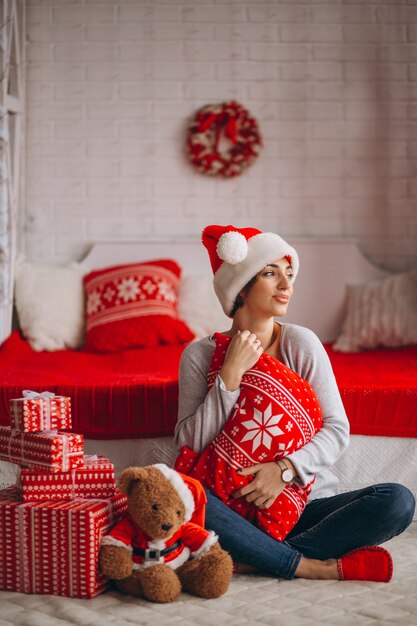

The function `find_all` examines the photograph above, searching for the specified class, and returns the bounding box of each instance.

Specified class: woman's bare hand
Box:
[231,462,286,509]
[219,330,263,391]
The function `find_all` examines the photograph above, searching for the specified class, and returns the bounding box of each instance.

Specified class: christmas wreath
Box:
[186,100,263,178]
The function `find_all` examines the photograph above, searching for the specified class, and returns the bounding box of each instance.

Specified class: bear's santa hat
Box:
[153,464,206,526]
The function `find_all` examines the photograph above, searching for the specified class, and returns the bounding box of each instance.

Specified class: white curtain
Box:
[0,4,9,313]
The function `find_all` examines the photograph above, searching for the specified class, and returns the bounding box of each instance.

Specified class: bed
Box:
[1,237,416,516]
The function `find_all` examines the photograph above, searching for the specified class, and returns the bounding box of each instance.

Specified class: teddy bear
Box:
[100,463,233,603]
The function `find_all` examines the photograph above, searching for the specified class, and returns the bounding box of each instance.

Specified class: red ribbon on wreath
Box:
[198,113,238,146]
[186,100,262,178]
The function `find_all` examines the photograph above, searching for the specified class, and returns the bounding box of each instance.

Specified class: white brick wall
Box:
[24,0,417,271]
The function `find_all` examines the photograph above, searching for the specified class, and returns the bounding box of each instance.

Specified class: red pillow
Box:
[83,259,194,352]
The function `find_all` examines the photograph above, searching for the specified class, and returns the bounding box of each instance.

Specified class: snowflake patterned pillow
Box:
[83,259,195,352]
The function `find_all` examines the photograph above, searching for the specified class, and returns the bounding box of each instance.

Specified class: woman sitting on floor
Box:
[174,223,415,582]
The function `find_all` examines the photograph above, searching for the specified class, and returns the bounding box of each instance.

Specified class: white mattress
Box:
[330,435,417,502]
[2,435,416,518]
[83,434,417,520]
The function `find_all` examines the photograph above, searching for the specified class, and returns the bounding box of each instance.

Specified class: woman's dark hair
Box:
[230,272,259,317]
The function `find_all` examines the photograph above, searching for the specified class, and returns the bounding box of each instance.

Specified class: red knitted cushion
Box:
[83,259,194,353]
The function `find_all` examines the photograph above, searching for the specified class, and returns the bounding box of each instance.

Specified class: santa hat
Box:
[202,224,299,317]
[153,464,206,525]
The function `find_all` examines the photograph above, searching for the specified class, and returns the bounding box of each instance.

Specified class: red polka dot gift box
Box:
[9,391,72,433]
[0,486,127,598]
[0,426,84,473]
[17,455,116,502]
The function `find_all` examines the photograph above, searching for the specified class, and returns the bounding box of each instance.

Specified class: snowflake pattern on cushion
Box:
[83,259,194,352]
[175,332,323,542]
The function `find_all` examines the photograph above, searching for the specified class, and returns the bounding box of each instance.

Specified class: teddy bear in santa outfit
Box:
[100,463,233,603]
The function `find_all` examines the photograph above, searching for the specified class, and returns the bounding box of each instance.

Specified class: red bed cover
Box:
[324,343,417,438]
[0,332,416,439]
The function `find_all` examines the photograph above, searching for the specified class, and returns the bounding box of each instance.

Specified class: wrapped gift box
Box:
[0,486,127,598]
[9,392,72,432]
[0,426,83,472]
[18,455,116,501]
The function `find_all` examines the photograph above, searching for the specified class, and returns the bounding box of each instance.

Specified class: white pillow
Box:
[14,260,86,351]
[333,270,417,352]
[178,275,231,340]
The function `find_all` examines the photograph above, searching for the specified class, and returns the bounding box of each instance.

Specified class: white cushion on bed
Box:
[14,264,228,350]
[333,270,417,352]
[178,275,231,340]
[15,260,86,351]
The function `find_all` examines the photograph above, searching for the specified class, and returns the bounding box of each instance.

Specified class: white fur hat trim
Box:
[153,463,195,523]
[217,231,248,265]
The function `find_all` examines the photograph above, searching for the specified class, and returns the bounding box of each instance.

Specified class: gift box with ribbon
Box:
[9,390,72,433]
[0,426,84,472]
[0,486,127,598]
[18,455,116,502]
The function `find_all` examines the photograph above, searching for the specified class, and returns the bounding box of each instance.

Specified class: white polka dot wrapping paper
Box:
[9,391,72,433]
[18,456,116,502]
[0,426,84,472]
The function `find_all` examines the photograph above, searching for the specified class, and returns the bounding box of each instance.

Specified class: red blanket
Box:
[325,344,417,438]
[0,332,182,439]
[0,332,416,439]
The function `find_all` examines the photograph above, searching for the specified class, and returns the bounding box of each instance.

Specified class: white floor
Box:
[0,524,416,626]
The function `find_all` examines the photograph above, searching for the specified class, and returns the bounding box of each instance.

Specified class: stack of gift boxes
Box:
[0,391,127,599]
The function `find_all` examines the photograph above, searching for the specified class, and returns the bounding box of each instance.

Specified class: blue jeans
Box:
[205,483,415,579]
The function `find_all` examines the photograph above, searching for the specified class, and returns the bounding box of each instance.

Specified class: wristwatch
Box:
[275,459,295,484]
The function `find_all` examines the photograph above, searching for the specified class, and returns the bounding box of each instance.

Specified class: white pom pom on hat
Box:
[217,231,248,265]
[202,224,299,317]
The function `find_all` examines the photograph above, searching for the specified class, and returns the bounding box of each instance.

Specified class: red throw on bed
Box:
[324,343,417,438]
[0,332,182,439]
[0,331,416,440]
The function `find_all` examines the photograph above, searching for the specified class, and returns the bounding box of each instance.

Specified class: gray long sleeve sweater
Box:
[174,323,350,501]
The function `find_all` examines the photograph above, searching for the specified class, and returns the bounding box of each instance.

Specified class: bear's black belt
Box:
[133,539,183,561]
